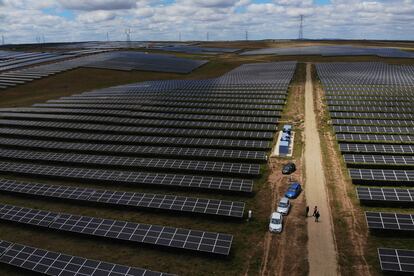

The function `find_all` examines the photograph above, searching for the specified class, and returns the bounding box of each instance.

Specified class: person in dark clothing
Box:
[313,206,318,217]
[315,211,320,222]
[306,206,309,217]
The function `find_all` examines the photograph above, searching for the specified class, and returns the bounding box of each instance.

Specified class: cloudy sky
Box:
[1,0,413,44]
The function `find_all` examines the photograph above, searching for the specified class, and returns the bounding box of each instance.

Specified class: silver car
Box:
[276,197,291,215]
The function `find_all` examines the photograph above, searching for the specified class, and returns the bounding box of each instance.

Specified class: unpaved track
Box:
[304,63,338,275]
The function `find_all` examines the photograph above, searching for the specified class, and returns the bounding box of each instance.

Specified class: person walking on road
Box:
[315,211,320,222]
[313,206,318,217]
[306,206,309,217]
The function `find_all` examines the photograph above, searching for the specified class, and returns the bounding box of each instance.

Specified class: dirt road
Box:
[304,63,338,275]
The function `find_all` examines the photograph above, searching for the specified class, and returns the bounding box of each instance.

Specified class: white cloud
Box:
[58,0,137,10]
[78,10,116,23]
[1,0,414,43]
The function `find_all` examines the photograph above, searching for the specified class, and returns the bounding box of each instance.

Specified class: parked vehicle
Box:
[282,162,296,175]
[276,197,291,215]
[285,182,302,199]
[269,212,283,233]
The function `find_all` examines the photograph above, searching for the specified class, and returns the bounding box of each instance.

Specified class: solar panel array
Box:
[82,51,208,73]
[0,239,173,276]
[316,62,414,274]
[0,50,208,90]
[0,61,296,274]
[0,50,112,90]
[241,46,414,59]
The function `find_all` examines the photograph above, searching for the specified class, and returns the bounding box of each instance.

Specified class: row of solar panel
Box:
[337,133,414,143]
[44,100,284,111]
[70,92,288,100]
[333,118,413,127]
[0,178,245,218]
[0,128,270,150]
[0,137,268,163]
[0,161,254,192]
[349,168,414,184]
[0,107,280,123]
[0,147,261,177]
[378,248,414,274]
[60,95,287,104]
[0,119,274,140]
[357,186,414,205]
[33,104,281,117]
[329,106,414,113]
[366,211,414,232]
[0,112,277,131]
[0,204,233,256]
[334,125,414,134]
[327,100,413,107]
[344,154,414,166]
[330,112,414,119]
[0,239,172,276]
[340,143,414,155]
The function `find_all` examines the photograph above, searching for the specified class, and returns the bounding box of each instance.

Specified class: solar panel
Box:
[0,148,261,177]
[0,107,280,123]
[334,125,414,135]
[366,211,414,232]
[349,168,414,185]
[49,98,286,105]
[0,161,254,192]
[340,143,414,154]
[0,240,12,255]
[0,119,274,140]
[0,240,173,275]
[356,186,414,205]
[378,248,414,274]
[0,204,233,256]
[0,178,246,218]
[329,105,414,114]
[0,128,270,150]
[330,112,414,120]
[337,133,414,143]
[33,103,281,117]
[343,154,414,166]
[0,137,268,163]
[333,118,413,127]
[0,112,277,131]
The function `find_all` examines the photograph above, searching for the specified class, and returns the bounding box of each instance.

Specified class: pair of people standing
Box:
[306,205,320,222]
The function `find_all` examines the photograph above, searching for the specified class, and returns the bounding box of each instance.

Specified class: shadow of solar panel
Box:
[0,161,254,192]
[366,212,414,232]
[378,248,414,273]
[0,240,173,275]
[0,179,245,218]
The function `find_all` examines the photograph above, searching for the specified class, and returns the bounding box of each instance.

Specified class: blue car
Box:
[285,182,302,199]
